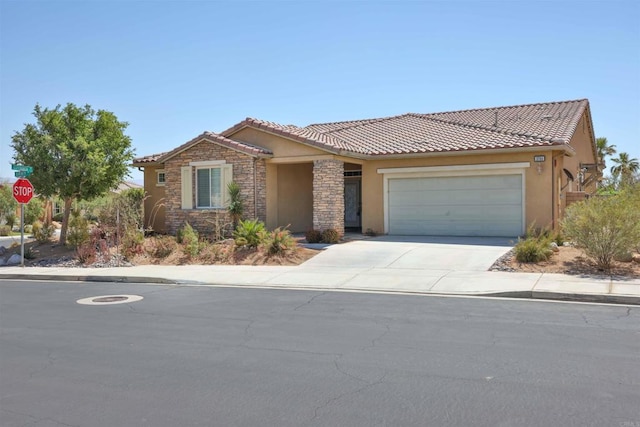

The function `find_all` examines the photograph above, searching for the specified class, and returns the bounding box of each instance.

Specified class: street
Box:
[1,280,639,427]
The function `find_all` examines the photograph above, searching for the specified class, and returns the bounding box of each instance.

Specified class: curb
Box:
[0,274,179,285]
[2,273,639,305]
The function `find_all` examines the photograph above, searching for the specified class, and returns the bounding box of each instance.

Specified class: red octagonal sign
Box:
[13,178,34,204]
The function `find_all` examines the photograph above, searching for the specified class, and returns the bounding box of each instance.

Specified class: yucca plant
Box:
[227,181,244,229]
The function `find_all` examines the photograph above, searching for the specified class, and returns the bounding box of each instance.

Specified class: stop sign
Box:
[13,178,34,204]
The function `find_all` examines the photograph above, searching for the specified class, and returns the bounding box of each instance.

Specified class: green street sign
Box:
[14,170,32,178]
[11,164,33,174]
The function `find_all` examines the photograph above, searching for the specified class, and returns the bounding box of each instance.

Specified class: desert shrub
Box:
[24,246,36,260]
[122,229,145,259]
[264,227,296,255]
[305,229,322,243]
[364,228,378,237]
[180,222,202,257]
[76,243,97,264]
[0,225,10,236]
[5,213,16,229]
[52,212,63,222]
[562,188,640,270]
[321,228,340,244]
[233,219,267,248]
[67,209,90,248]
[24,198,44,225]
[514,236,553,263]
[33,220,55,243]
[148,235,176,259]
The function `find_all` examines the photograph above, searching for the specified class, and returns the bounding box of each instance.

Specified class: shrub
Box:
[148,235,176,259]
[52,213,63,222]
[180,222,201,257]
[122,229,145,259]
[76,243,97,264]
[364,228,378,237]
[562,188,640,270]
[0,225,10,236]
[321,228,340,244]
[265,227,296,255]
[33,220,55,243]
[227,181,244,228]
[233,219,267,248]
[514,236,553,263]
[23,224,33,234]
[5,213,16,229]
[305,229,322,243]
[67,209,90,248]
[24,198,44,225]
[24,246,36,260]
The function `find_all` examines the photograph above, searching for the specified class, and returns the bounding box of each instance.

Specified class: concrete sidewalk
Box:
[1,263,639,305]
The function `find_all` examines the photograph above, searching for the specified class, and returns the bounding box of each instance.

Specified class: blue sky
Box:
[1,0,638,183]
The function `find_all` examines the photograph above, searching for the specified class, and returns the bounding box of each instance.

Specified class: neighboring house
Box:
[133,99,600,237]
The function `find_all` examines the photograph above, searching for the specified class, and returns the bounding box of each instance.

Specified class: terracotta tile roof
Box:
[132,152,168,165]
[221,117,352,153]
[300,99,590,156]
[135,99,591,164]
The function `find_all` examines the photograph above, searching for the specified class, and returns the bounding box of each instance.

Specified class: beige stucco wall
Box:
[565,113,598,194]
[266,163,313,232]
[142,165,166,233]
[230,128,329,158]
[361,151,558,235]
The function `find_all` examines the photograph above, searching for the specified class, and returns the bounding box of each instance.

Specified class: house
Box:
[133,99,600,237]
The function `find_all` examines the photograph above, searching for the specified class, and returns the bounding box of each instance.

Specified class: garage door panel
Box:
[388,174,523,237]
[391,189,521,206]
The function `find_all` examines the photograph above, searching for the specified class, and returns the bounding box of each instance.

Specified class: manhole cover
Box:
[77,295,143,306]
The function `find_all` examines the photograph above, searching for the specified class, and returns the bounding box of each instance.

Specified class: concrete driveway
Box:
[301,235,515,272]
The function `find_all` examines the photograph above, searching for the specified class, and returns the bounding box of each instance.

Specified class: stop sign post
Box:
[12,178,34,267]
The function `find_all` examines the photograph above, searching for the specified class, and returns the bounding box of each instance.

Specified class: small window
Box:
[156,170,166,186]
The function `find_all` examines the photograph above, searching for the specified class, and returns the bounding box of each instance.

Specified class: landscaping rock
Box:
[0,246,6,255]
[550,242,560,252]
[0,257,6,266]
[6,254,21,266]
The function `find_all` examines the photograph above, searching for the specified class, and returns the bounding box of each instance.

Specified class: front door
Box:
[344,180,361,228]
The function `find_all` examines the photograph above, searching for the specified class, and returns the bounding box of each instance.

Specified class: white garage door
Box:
[388,174,523,237]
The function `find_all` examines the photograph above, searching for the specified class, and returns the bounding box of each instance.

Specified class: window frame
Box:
[195,165,224,209]
[156,170,166,186]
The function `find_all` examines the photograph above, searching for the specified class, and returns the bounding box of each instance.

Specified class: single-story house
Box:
[133,99,600,237]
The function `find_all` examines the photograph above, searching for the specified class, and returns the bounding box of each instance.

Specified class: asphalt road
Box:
[1,280,639,427]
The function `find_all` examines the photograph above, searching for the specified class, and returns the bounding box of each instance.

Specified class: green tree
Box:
[24,197,45,225]
[596,137,616,164]
[611,152,640,188]
[11,103,134,245]
[0,181,18,224]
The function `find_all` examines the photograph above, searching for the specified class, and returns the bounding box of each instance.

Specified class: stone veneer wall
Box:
[164,141,267,236]
[313,159,344,234]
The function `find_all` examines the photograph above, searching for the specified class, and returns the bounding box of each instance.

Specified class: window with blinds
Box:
[196,167,223,208]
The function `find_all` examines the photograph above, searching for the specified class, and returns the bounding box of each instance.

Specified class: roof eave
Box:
[349,144,576,160]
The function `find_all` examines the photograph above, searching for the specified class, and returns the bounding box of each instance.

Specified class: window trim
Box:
[156,169,166,186]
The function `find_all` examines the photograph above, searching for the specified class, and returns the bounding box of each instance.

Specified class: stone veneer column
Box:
[313,159,344,234]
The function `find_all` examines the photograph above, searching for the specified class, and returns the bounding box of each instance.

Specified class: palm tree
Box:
[596,137,616,164]
[611,152,640,187]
